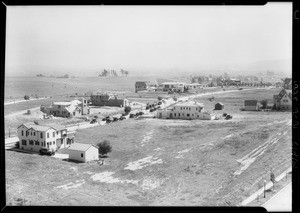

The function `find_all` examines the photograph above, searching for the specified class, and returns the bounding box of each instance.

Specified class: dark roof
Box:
[215,102,224,106]
[244,100,258,106]
[135,81,148,86]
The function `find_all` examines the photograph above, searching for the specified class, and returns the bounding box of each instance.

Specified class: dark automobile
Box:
[39,148,54,156]
[129,114,135,118]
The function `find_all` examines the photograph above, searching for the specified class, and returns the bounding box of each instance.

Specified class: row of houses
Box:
[135,81,210,93]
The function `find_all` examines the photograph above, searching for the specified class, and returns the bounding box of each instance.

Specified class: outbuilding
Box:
[214,102,224,110]
[244,100,259,111]
[68,143,99,162]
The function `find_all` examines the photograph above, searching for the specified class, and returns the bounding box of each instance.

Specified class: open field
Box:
[5,88,292,206]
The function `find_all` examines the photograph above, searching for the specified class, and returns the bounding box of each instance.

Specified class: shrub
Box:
[97,140,112,156]
[24,95,30,100]
[260,100,268,109]
[124,106,131,114]
[157,96,163,101]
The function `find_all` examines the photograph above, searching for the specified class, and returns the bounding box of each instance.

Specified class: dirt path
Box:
[4,97,50,106]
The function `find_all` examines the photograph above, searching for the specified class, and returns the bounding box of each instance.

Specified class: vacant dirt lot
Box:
[5,88,291,206]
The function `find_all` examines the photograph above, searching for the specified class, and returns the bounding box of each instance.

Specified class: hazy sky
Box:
[6,3,292,76]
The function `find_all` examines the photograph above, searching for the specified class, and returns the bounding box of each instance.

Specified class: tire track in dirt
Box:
[233,119,291,176]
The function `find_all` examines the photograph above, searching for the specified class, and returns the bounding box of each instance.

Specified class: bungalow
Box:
[17,123,75,152]
[273,89,292,110]
[68,143,99,162]
[91,93,129,107]
[157,101,215,120]
[244,100,259,111]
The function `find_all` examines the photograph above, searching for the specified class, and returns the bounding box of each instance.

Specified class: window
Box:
[53,141,55,145]
[33,132,35,136]
[81,153,83,158]
[178,113,180,117]
[57,131,59,135]
[181,107,182,110]
[47,133,49,138]
[35,141,39,145]
[174,113,176,117]
[29,140,34,145]
[187,114,190,117]
[40,133,43,138]
[22,140,27,145]
[21,130,23,136]
[49,142,52,145]
[197,115,199,117]
[53,132,55,137]
[31,132,32,135]
[189,107,191,110]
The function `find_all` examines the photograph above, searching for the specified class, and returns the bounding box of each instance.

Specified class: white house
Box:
[157,82,187,93]
[157,101,215,120]
[273,89,292,110]
[68,143,99,162]
[17,123,75,152]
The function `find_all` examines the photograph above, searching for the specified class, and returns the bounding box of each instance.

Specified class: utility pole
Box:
[264,180,266,198]
[9,126,10,138]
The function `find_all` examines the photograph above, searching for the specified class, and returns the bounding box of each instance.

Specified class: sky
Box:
[5,3,292,76]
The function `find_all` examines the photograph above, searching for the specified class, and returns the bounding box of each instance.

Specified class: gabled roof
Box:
[245,100,258,106]
[53,102,72,106]
[18,123,66,132]
[275,89,292,101]
[174,101,204,107]
[68,143,98,152]
[215,102,224,106]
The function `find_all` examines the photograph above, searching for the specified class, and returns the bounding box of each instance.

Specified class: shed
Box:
[244,100,259,111]
[68,143,99,162]
[214,102,224,110]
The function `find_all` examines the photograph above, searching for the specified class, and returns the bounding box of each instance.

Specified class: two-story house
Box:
[17,123,75,152]
[157,101,215,120]
[273,89,292,110]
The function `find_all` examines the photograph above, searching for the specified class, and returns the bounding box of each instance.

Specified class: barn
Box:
[215,102,224,110]
[68,143,99,163]
[244,100,259,111]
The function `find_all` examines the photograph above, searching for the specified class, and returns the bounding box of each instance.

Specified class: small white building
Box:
[157,101,215,120]
[68,143,99,162]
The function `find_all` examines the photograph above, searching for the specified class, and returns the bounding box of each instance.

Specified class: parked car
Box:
[225,115,233,120]
[39,148,54,156]
[90,118,97,124]
[129,114,135,118]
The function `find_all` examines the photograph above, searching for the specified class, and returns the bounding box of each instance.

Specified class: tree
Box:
[157,96,163,101]
[120,69,125,76]
[124,106,131,115]
[124,70,129,76]
[24,95,30,100]
[260,100,268,109]
[97,140,112,156]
